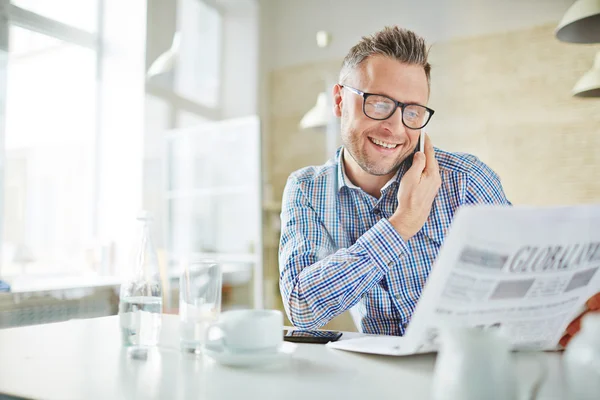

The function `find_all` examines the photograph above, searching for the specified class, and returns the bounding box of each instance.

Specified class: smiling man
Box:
[278,26,512,335]
[278,26,599,344]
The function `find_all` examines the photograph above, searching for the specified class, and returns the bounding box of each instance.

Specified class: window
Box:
[0,0,231,288]
[11,0,98,32]
[1,1,148,282]
[2,17,98,277]
[143,0,224,260]
[175,0,222,108]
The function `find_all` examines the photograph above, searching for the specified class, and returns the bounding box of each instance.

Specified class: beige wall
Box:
[264,24,600,331]
[427,24,600,205]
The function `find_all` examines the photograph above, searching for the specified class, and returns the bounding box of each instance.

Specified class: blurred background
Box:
[0,0,598,332]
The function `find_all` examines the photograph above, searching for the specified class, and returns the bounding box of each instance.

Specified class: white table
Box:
[0,315,570,400]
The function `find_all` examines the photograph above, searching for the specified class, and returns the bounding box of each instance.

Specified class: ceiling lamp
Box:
[555,0,600,43]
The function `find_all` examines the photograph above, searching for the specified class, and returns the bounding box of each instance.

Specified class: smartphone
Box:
[409,129,425,168]
[417,129,425,154]
[283,329,343,344]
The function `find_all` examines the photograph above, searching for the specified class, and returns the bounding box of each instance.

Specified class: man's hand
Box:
[389,134,441,242]
[559,292,600,348]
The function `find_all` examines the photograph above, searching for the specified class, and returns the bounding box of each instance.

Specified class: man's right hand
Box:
[389,133,441,242]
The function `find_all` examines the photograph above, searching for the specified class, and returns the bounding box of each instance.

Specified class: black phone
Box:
[283,329,343,344]
[409,130,425,168]
[407,135,421,169]
[415,129,426,154]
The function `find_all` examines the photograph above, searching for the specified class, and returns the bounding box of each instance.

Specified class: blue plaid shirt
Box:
[279,147,510,335]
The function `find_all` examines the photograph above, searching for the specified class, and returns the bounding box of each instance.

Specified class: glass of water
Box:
[179,260,222,353]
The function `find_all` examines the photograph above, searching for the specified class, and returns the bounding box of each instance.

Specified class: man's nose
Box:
[382,106,406,131]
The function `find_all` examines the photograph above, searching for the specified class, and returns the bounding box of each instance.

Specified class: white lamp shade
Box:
[146,31,182,79]
[146,51,177,78]
[573,51,600,97]
[299,92,330,129]
[555,0,600,43]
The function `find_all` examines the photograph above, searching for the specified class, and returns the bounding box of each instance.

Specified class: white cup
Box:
[432,326,547,400]
[205,309,283,353]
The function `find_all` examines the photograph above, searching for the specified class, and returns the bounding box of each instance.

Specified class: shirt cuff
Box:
[355,218,410,274]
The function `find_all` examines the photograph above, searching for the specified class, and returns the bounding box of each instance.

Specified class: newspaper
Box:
[327,204,600,356]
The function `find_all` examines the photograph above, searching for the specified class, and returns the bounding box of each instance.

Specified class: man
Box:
[278,26,599,342]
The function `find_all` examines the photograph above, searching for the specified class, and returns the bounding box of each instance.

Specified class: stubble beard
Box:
[341,122,408,177]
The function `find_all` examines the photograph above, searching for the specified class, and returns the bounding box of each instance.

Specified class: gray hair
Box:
[339,26,431,88]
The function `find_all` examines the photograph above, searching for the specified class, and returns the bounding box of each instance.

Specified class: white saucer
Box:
[202,342,296,367]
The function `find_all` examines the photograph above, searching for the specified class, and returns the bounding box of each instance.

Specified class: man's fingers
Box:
[407,151,426,180]
[586,292,600,310]
[566,312,585,336]
[559,333,571,348]
[423,134,440,176]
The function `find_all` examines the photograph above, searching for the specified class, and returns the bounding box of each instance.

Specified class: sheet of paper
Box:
[326,336,415,356]
[404,204,600,354]
[325,204,600,357]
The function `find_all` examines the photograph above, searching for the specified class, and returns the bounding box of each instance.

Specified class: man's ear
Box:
[332,84,343,118]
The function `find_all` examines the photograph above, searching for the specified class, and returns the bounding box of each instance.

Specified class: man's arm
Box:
[278,176,410,329]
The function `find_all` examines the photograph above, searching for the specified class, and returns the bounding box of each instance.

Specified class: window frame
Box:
[0,0,104,278]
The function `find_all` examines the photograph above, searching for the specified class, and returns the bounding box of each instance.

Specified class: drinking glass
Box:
[179,260,222,353]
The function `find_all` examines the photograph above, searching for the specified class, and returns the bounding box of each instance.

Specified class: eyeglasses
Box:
[340,85,434,130]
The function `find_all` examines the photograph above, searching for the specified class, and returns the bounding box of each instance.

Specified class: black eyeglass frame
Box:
[340,85,435,130]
